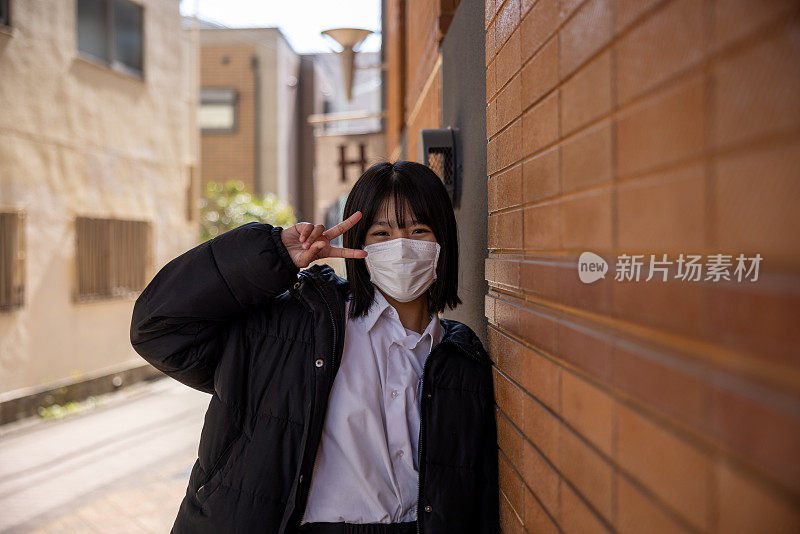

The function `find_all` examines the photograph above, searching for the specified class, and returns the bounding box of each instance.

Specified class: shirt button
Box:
[424,505,432,513]
[315,358,323,367]
[391,389,399,398]
[397,449,404,457]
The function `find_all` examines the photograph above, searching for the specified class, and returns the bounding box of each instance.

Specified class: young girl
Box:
[130,161,499,534]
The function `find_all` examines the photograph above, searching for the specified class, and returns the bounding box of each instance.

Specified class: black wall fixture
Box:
[419,127,461,208]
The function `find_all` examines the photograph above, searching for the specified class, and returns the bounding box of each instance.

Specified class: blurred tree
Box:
[199,180,297,242]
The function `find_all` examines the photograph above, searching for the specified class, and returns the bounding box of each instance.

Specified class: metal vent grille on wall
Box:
[419,127,461,208]
[0,210,25,312]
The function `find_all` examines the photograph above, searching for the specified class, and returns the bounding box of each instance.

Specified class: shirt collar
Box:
[414,311,443,355]
[363,289,443,353]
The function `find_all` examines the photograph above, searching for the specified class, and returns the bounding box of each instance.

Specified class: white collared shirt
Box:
[300,288,444,524]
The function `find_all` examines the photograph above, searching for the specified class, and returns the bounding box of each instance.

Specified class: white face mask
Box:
[362,238,441,303]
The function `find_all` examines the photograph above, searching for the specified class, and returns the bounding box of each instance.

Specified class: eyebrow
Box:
[371,219,426,227]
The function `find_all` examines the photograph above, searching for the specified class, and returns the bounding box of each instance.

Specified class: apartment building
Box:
[197,26,303,214]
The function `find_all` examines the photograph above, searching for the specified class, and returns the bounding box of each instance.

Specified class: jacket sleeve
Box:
[479,363,501,533]
[129,222,300,394]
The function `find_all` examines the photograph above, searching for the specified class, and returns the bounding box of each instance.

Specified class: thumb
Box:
[300,240,327,265]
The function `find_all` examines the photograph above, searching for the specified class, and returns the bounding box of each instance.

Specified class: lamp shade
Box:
[321,28,374,101]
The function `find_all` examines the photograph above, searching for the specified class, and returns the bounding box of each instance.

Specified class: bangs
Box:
[370,178,435,231]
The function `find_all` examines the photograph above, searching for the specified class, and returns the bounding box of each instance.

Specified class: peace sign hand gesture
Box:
[281,211,368,269]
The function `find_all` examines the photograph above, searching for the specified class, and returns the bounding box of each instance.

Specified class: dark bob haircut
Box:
[342,160,462,319]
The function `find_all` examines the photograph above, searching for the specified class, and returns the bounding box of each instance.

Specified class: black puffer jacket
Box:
[130,221,500,533]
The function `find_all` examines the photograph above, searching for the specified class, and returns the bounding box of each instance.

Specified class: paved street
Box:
[0,377,210,533]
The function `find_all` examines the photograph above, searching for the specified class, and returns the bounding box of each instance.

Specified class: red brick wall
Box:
[385,0,406,159]
[200,44,257,192]
[406,64,442,163]
[485,0,800,532]
[386,0,456,159]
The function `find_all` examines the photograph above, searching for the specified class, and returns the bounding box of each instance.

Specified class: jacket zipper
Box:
[416,340,479,534]
[416,340,449,534]
[416,349,430,534]
[295,273,338,525]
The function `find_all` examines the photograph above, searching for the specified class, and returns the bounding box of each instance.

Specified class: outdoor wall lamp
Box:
[419,127,461,208]
[321,27,374,101]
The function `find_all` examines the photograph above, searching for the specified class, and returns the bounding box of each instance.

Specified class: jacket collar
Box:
[297,263,491,366]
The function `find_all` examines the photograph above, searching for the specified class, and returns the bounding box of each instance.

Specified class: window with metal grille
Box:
[0,210,26,312]
[75,217,151,302]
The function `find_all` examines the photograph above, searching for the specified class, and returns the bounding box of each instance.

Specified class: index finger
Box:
[323,211,362,240]
[325,246,368,259]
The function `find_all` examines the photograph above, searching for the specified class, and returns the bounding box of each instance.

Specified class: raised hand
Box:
[281,211,368,269]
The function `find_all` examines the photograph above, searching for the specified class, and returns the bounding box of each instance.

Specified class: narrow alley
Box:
[0,378,207,533]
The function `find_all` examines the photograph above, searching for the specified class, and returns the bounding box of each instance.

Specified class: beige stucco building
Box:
[0,0,199,423]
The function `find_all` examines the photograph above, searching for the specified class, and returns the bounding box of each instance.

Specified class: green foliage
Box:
[37,397,100,420]
[199,180,297,242]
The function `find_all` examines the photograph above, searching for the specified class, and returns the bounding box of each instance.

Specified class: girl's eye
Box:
[372,228,429,236]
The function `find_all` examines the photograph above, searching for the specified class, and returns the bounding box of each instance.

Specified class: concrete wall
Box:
[484,0,800,531]
[0,0,198,397]
[441,0,488,343]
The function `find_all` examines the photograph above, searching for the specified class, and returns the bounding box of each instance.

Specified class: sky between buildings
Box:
[179,0,382,53]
